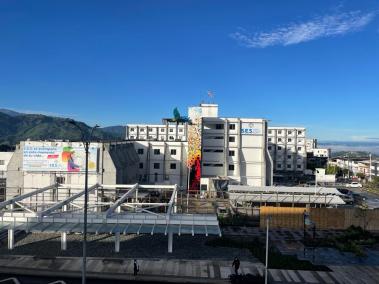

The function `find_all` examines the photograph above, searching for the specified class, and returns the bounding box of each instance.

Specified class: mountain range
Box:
[0,109,125,147]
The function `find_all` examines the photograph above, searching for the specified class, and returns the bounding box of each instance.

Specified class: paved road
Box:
[269,266,379,284]
[0,255,263,283]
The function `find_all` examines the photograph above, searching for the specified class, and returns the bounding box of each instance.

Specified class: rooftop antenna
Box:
[207,90,215,104]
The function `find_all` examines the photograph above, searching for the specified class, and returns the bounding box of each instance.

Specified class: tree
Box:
[356,172,365,180]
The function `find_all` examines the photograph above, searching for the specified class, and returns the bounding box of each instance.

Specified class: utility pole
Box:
[69,120,99,284]
[265,216,270,284]
[369,153,372,182]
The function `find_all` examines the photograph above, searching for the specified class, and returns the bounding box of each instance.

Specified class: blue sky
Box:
[1,0,378,141]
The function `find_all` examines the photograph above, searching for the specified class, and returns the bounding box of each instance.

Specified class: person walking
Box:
[133,259,139,276]
[232,257,240,275]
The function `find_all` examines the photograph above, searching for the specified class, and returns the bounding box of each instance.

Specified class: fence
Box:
[260,206,379,231]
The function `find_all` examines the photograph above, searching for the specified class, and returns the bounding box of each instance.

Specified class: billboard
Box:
[23,145,98,172]
[241,122,263,135]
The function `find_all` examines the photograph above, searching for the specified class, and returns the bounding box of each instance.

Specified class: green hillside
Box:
[0,111,120,146]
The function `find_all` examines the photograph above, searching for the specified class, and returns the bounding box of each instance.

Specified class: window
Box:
[277,164,282,168]
[278,138,282,142]
[154,149,160,155]
[148,127,153,132]
[278,146,282,151]
[140,128,145,132]
[130,128,135,132]
[130,136,135,139]
[288,131,292,135]
[160,128,165,132]
[229,150,235,157]
[148,136,153,139]
[171,149,177,155]
[153,163,160,169]
[169,128,174,133]
[278,130,282,134]
[0,160,4,166]
[229,136,236,142]
[268,130,272,134]
[297,165,302,169]
[229,164,235,171]
[169,136,175,140]
[170,163,176,170]
[56,176,65,184]
[139,163,144,169]
[287,164,292,169]
[268,138,272,142]
[298,131,303,135]
[297,147,302,151]
[288,138,292,142]
[179,128,183,132]
[229,124,236,130]
[216,124,224,130]
[268,146,272,150]
[137,149,144,155]
[287,155,291,159]
[154,173,158,182]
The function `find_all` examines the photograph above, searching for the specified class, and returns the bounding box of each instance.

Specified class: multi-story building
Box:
[267,127,307,173]
[0,152,14,201]
[6,140,139,200]
[126,103,272,189]
[201,117,272,187]
[312,148,331,158]
[133,141,188,188]
[306,138,318,153]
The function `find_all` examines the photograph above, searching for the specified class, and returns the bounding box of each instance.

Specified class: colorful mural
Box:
[187,107,202,192]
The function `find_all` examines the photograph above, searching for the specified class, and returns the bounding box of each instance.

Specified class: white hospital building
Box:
[126,104,273,189]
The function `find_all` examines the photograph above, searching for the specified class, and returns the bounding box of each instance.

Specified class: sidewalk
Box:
[0,255,264,283]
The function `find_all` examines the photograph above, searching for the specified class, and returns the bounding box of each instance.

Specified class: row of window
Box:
[268,130,304,135]
[203,149,236,156]
[268,145,303,151]
[129,135,184,140]
[129,127,184,133]
[276,164,303,169]
[203,163,236,171]
[139,162,177,170]
[268,137,304,143]
[137,148,178,155]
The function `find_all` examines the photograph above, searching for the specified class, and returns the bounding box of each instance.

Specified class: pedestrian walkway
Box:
[269,265,379,284]
[0,255,264,283]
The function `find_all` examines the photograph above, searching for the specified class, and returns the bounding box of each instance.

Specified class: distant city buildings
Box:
[329,157,379,178]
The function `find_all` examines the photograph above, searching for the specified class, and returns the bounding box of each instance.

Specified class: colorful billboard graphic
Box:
[187,107,202,192]
[23,145,98,172]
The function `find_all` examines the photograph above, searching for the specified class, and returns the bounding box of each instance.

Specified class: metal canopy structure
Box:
[0,183,221,252]
[228,185,346,208]
[228,185,344,196]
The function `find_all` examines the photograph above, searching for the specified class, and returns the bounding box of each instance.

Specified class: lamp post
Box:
[69,120,99,284]
[265,216,271,284]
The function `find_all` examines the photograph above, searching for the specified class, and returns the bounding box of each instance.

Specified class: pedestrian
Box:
[232,257,240,275]
[134,259,139,276]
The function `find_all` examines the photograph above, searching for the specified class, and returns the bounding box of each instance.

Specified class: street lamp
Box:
[69,120,99,284]
[265,216,271,284]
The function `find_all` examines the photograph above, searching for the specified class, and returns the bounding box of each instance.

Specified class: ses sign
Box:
[241,123,262,135]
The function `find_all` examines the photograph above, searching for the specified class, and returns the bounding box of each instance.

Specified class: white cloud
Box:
[230,11,376,48]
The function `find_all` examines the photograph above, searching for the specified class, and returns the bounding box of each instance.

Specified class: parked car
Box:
[346,182,363,188]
